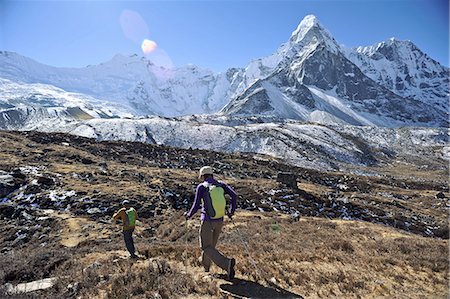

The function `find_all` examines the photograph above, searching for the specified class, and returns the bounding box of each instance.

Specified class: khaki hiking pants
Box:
[200,220,231,271]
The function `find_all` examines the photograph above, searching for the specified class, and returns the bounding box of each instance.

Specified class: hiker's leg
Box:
[200,221,213,271]
[129,229,136,255]
[211,221,235,279]
[203,221,230,271]
[123,229,135,256]
[211,220,223,248]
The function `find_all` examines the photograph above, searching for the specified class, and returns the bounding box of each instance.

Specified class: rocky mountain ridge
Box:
[13,115,447,172]
[346,38,449,112]
[0,15,448,128]
[221,16,448,127]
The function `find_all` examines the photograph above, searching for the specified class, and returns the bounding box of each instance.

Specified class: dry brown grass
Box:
[139,210,448,298]
[1,130,448,298]
[1,208,448,298]
[47,256,218,299]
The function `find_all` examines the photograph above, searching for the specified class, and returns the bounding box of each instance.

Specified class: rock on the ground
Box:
[0,202,16,219]
[435,191,446,199]
[6,277,58,294]
[37,176,55,186]
[86,207,102,214]
[276,172,298,189]
[0,171,22,197]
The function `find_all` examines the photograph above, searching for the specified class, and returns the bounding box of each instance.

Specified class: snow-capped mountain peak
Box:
[0,50,236,117]
[288,15,340,54]
[222,16,448,127]
[290,14,320,39]
[355,38,419,61]
[347,37,449,113]
[238,15,342,91]
[0,15,448,130]
[104,53,157,68]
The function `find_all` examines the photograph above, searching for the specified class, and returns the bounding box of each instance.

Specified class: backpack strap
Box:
[202,182,211,189]
[202,181,224,189]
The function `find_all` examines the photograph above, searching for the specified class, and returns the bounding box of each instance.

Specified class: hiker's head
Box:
[122,200,131,208]
[199,166,213,180]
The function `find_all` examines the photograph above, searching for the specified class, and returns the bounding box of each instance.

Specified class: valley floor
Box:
[0,130,448,298]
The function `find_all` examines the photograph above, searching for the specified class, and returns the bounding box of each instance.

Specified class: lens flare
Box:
[119,10,150,44]
[141,39,157,54]
[146,48,174,70]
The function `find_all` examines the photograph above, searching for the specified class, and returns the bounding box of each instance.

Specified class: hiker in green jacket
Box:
[113,200,138,258]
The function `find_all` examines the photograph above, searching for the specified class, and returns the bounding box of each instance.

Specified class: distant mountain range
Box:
[0,15,448,129]
[0,15,448,170]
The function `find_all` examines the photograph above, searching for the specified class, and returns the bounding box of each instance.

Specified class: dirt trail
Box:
[51,212,112,247]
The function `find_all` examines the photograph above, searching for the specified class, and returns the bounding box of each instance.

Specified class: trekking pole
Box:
[184,219,189,248]
[230,217,263,282]
[183,218,189,273]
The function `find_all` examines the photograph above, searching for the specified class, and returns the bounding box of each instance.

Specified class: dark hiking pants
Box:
[123,228,135,256]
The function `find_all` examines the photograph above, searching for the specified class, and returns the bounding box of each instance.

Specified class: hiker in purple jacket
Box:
[185,166,237,280]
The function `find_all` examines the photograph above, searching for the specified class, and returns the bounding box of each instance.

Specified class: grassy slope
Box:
[0,130,448,298]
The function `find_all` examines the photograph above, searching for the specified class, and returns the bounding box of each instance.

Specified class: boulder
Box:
[0,171,20,197]
[433,226,449,239]
[276,172,298,189]
[37,176,54,186]
[6,277,57,294]
[87,207,102,214]
[0,202,16,218]
[11,170,26,180]
[11,232,30,247]
[81,157,94,165]
[435,192,446,199]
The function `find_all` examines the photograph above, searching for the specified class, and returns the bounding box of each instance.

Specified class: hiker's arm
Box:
[186,185,203,218]
[112,209,124,222]
[223,184,237,216]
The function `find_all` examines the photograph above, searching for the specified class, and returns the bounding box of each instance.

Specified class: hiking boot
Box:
[227,258,235,280]
[130,254,139,259]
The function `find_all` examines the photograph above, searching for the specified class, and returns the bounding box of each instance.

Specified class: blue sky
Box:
[1,0,448,71]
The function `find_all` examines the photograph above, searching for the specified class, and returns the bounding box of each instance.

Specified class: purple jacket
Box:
[186,177,237,221]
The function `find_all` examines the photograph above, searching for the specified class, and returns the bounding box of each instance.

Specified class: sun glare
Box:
[141,39,158,54]
[119,10,149,44]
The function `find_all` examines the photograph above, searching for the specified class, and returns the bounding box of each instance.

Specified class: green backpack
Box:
[126,208,137,226]
[202,182,226,219]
